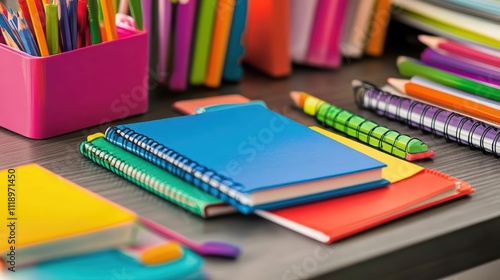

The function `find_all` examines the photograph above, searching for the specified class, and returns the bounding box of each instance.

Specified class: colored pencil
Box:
[7,8,18,29]
[128,0,142,30]
[421,48,500,87]
[68,0,78,49]
[26,0,49,56]
[388,78,500,125]
[0,5,23,51]
[59,0,73,51]
[7,10,25,51]
[17,0,34,34]
[1,28,20,50]
[397,56,500,103]
[45,3,59,55]
[77,0,89,48]
[119,0,128,14]
[419,35,500,68]
[18,19,38,55]
[34,0,46,33]
[18,12,39,55]
[100,0,117,41]
[0,2,8,17]
[87,0,101,44]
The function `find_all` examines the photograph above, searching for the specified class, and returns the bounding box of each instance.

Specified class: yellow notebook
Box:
[0,164,137,267]
[311,127,423,183]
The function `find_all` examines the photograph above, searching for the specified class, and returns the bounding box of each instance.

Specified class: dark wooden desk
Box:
[1,33,499,280]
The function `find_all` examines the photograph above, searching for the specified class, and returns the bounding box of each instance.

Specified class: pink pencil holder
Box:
[0,28,148,139]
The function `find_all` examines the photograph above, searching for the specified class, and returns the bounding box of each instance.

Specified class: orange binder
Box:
[365,0,392,56]
[205,0,235,88]
[243,0,291,77]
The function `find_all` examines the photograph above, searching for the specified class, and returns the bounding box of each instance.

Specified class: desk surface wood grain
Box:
[1,29,499,279]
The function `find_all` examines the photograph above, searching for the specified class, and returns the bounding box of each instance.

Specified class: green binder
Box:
[189,0,218,84]
[79,133,235,218]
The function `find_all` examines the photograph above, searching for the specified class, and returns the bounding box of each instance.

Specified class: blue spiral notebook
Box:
[105,106,388,214]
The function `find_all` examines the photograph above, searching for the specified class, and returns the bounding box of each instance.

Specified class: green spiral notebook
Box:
[79,133,235,218]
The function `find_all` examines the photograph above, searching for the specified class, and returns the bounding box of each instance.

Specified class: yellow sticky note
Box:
[311,126,423,183]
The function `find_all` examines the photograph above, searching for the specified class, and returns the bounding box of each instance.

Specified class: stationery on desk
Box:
[190,0,217,85]
[353,80,500,157]
[172,94,251,115]
[222,0,247,82]
[420,47,500,86]
[157,0,171,85]
[305,0,347,68]
[169,0,197,91]
[257,127,474,243]
[397,56,500,103]
[388,77,500,126]
[205,0,234,88]
[340,0,376,58]
[80,133,236,218]
[290,91,435,161]
[244,0,290,77]
[4,248,205,280]
[103,105,389,214]
[0,164,137,267]
[289,0,318,63]
[364,0,392,57]
[0,0,124,57]
[418,35,500,68]
[393,0,500,49]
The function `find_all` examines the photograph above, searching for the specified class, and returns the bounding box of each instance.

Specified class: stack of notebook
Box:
[80,105,390,215]
[79,101,474,244]
[148,0,247,90]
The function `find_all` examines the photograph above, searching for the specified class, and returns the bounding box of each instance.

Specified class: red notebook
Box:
[257,169,474,243]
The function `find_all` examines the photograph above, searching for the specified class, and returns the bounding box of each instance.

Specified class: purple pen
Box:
[421,48,500,86]
[353,80,500,156]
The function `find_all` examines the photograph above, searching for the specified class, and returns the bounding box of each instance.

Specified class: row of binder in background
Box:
[149,0,393,91]
[149,0,248,91]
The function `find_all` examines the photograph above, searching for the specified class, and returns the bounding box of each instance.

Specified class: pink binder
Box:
[305,0,347,68]
[169,0,197,91]
[0,28,148,139]
[157,0,172,85]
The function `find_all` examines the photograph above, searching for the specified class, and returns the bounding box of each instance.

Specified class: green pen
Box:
[128,0,142,30]
[397,56,500,103]
[87,0,101,44]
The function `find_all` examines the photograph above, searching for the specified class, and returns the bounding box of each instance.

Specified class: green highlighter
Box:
[45,4,60,55]
[291,91,434,161]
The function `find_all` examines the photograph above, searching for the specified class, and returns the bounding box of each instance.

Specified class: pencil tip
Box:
[418,35,444,49]
[396,56,408,66]
[290,91,302,107]
[387,78,409,93]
